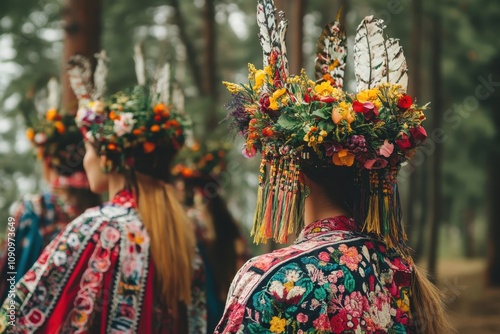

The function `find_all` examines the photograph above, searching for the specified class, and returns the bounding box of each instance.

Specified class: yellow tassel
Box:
[259,189,275,242]
[250,185,264,238]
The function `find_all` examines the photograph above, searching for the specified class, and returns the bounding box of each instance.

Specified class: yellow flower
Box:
[332,109,343,124]
[254,69,267,90]
[269,316,286,333]
[222,81,243,94]
[269,88,287,110]
[303,134,309,142]
[314,81,334,97]
[333,149,355,167]
[283,281,294,292]
[317,135,324,143]
[357,88,382,109]
[248,63,257,81]
[319,130,327,137]
[397,289,410,313]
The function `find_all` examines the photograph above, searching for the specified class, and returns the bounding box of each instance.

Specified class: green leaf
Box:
[312,108,330,119]
[277,114,299,130]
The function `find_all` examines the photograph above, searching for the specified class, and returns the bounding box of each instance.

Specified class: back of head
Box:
[70,53,195,312]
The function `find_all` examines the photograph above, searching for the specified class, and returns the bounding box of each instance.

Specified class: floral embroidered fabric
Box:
[0,189,207,333]
[215,216,414,333]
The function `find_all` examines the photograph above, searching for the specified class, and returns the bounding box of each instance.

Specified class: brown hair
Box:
[127,146,195,313]
[411,265,455,333]
[301,164,453,333]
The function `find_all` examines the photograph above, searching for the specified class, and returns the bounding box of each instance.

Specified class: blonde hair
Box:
[411,265,455,333]
[134,172,195,313]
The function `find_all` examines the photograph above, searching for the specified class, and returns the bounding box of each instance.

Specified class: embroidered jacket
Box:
[0,189,206,334]
[0,192,76,302]
[215,216,414,334]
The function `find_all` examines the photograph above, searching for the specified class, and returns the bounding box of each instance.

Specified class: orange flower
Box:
[107,143,117,151]
[132,129,142,136]
[26,128,35,141]
[54,121,65,134]
[182,168,194,178]
[109,111,120,121]
[153,103,166,114]
[150,124,161,132]
[205,153,214,161]
[332,149,355,167]
[143,142,155,153]
[46,108,58,121]
[162,109,171,118]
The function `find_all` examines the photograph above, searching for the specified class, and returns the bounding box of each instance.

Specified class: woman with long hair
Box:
[215,3,453,333]
[0,84,100,302]
[172,143,250,331]
[0,55,206,333]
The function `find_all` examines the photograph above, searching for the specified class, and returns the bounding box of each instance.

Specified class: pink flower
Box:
[312,313,331,331]
[379,140,394,158]
[339,244,362,271]
[296,313,308,323]
[242,145,256,158]
[123,259,138,277]
[364,158,388,170]
[318,251,330,262]
[344,291,368,318]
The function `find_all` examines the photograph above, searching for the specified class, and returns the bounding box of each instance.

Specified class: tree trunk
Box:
[405,0,423,242]
[463,207,476,258]
[170,0,204,95]
[413,159,429,261]
[486,68,500,285]
[61,0,101,116]
[203,0,218,130]
[427,1,443,282]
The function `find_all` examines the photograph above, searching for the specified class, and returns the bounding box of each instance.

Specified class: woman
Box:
[0,104,100,302]
[0,56,206,333]
[172,143,250,332]
[216,4,453,333]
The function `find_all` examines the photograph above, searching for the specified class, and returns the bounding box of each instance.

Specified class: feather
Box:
[133,43,146,86]
[67,55,94,104]
[93,50,109,100]
[172,83,184,113]
[277,11,289,80]
[47,77,59,109]
[153,63,171,104]
[257,0,278,68]
[315,9,347,88]
[354,16,408,92]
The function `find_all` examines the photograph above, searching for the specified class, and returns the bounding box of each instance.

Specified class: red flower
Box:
[353,101,364,113]
[319,96,337,103]
[397,94,413,109]
[396,134,412,150]
[259,94,271,112]
[304,94,311,103]
[410,125,427,145]
[262,127,274,137]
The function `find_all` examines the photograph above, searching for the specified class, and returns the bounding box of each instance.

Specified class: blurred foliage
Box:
[0,0,499,259]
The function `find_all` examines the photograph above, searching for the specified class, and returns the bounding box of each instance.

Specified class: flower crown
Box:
[172,141,229,182]
[69,51,191,172]
[223,1,428,252]
[26,109,87,175]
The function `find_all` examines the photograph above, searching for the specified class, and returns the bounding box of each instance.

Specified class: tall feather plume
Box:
[354,16,408,92]
[67,55,94,104]
[315,9,347,88]
[134,43,146,86]
[93,50,109,100]
[155,63,171,104]
[277,11,289,80]
[47,77,59,109]
[257,0,279,68]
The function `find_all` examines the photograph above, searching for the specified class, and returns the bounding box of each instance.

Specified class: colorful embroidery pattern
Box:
[215,217,414,334]
[0,189,207,334]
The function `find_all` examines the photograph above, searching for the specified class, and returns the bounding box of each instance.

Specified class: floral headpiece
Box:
[223,1,428,252]
[172,141,229,184]
[68,50,191,172]
[25,79,89,188]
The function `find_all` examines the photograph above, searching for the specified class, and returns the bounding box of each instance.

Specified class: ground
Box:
[437,259,500,333]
